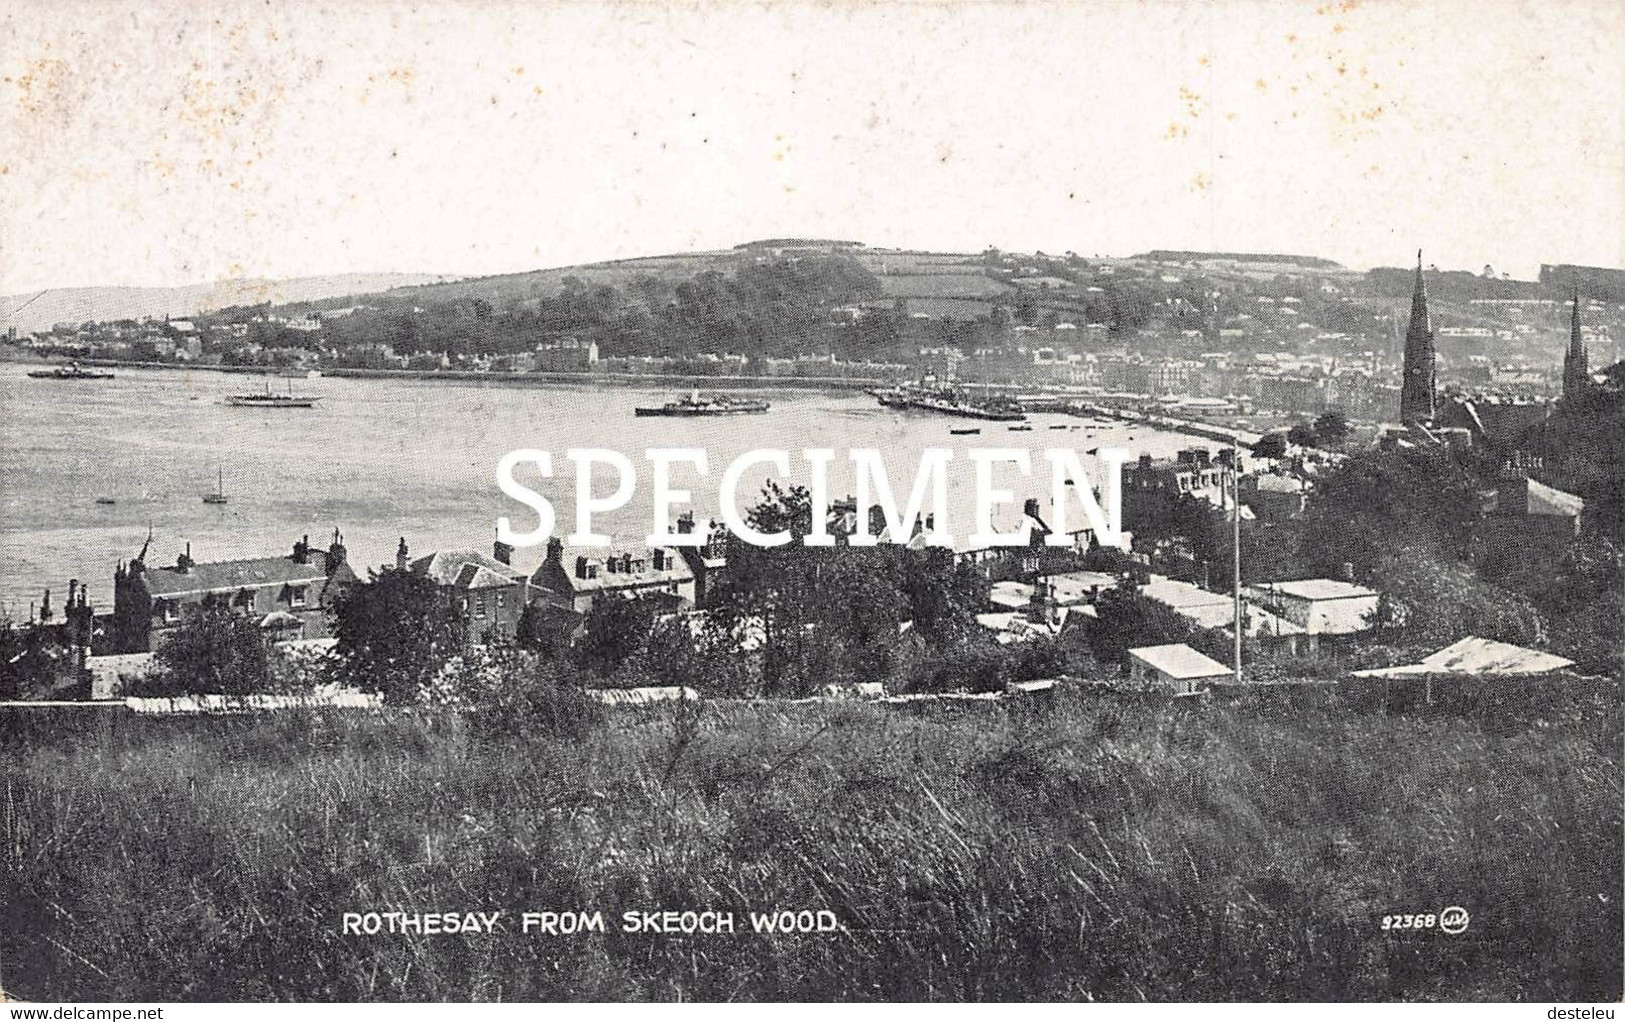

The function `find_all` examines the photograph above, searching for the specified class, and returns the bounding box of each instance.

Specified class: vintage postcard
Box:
[1,0,1621,1009]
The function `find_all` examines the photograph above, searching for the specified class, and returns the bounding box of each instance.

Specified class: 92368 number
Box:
[1382,912,1437,931]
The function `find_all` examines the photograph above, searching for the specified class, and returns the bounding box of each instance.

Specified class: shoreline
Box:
[0,352,889,393]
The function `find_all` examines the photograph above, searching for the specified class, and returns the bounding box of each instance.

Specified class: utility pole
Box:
[1231,432,1243,684]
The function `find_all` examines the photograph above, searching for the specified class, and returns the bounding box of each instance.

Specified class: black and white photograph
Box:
[1,0,1621,1008]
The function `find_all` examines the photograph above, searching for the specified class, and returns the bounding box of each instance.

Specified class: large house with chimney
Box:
[673,512,730,607]
[111,531,356,653]
[400,538,530,644]
[529,537,697,622]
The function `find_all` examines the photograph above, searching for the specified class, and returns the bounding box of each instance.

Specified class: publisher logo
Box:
[1439,906,1470,935]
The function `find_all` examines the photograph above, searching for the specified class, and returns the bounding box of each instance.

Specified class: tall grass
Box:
[1,681,1619,1001]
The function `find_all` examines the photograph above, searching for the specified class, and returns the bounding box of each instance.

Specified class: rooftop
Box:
[1353,636,1575,678]
[411,549,527,591]
[1249,474,1305,493]
[1257,578,1378,602]
[139,554,332,598]
[541,545,694,592]
[1140,578,1231,611]
[1128,643,1233,680]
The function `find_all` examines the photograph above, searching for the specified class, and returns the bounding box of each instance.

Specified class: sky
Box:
[2,0,1621,294]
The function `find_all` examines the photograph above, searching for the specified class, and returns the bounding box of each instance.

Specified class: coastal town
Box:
[8,243,1621,418]
[3,244,1619,708]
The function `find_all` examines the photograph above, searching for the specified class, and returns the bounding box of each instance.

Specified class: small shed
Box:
[1126,643,1231,695]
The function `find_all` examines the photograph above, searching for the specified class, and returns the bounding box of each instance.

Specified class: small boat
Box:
[202,468,229,505]
[1049,424,1069,430]
[28,361,114,380]
[949,427,981,436]
[94,497,117,505]
[224,377,320,408]
[1008,424,1034,432]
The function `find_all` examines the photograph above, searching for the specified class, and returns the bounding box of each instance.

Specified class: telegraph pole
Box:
[1231,433,1243,684]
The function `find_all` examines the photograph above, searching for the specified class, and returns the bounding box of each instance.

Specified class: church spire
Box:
[1564,284,1590,403]
[1400,249,1436,422]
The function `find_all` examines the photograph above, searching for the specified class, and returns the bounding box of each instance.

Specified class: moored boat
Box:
[224,378,321,408]
[871,381,1026,422]
[635,391,771,417]
[27,361,114,381]
[202,468,229,504]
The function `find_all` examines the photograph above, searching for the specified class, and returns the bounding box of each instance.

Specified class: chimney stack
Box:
[396,537,410,570]
[325,529,347,576]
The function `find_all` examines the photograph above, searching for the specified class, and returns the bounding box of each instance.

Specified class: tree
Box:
[575,595,659,676]
[150,600,273,696]
[1297,448,1480,578]
[1252,433,1288,460]
[1313,410,1351,447]
[331,568,466,705]
[1286,423,1317,448]
[1082,587,1227,667]
[0,617,60,699]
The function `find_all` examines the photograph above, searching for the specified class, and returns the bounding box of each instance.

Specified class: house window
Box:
[474,595,487,618]
[289,585,308,608]
[495,592,505,609]
[235,589,255,610]
[160,600,179,623]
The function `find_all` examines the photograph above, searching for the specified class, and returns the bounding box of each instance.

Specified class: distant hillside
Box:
[0,273,457,333]
[373,251,742,308]
[1541,264,1625,303]
[1136,250,1343,270]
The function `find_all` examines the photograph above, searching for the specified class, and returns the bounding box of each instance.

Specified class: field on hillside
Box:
[381,255,743,307]
[876,274,1008,299]
[893,297,998,320]
[2,683,1619,1002]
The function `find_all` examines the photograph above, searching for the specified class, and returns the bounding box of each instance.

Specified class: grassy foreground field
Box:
[2,683,1620,1002]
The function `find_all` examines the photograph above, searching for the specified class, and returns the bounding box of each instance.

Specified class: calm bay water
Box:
[0,364,1204,616]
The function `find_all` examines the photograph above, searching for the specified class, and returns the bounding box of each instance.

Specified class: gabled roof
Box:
[139,555,331,598]
[410,550,526,591]
[1128,643,1232,680]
